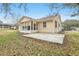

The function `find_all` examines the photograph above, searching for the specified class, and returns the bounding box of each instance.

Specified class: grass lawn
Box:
[0,30,79,56]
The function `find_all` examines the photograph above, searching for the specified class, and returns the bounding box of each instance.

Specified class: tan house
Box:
[17,15,62,33]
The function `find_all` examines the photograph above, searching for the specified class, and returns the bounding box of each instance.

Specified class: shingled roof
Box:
[36,14,60,21]
[17,14,61,24]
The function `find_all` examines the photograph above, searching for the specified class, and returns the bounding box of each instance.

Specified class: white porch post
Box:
[19,26,21,31]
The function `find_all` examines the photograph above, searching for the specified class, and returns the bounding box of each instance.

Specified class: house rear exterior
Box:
[17,15,62,33]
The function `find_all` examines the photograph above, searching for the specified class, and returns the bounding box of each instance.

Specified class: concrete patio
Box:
[23,33,65,44]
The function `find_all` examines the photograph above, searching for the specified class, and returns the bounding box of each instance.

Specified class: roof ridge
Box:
[38,14,59,20]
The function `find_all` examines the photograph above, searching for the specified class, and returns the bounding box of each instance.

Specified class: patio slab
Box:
[23,33,65,44]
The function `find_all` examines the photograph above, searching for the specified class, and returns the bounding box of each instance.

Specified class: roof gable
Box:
[18,16,33,23]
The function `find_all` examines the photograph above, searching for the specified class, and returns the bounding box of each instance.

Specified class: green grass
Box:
[0,30,79,56]
[64,31,79,55]
[0,30,18,44]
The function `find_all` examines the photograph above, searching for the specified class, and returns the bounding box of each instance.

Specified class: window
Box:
[22,26,30,30]
[55,21,57,28]
[22,26,27,30]
[27,26,30,30]
[25,26,27,29]
[43,22,46,28]
[22,26,25,30]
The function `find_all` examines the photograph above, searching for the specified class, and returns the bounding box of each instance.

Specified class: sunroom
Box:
[19,20,38,33]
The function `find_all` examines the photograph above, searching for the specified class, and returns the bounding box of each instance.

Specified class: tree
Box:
[47,3,64,15]
[0,3,28,18]
[62,19,79,30]
[0,3,28,24]
[47,3,79,17]
[64,3,79,16]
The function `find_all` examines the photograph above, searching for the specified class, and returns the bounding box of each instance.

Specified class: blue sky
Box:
[0,3,79,24]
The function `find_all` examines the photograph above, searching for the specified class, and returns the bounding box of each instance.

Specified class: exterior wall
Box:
[38,20,54,33]
[31,21,38,33]
[18,18,38,33]
[53,16,62,32]
[38,16,62,33]
[18,15,62,33]
[18,17,32,32]
[18,21,31,33]
[18,17,30,31]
